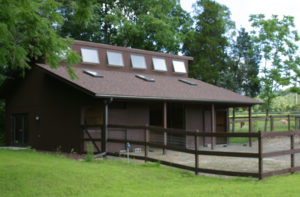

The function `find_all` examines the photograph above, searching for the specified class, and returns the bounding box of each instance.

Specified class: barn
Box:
[0,40,260,153]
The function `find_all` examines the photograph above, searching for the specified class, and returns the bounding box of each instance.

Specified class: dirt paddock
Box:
[129,136,300,174]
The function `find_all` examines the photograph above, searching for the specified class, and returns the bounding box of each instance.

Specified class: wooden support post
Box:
[211,104,215,150]
[288,115,291,131]
[163,102,167,155]
[202,110,206,147]
[195,130,199,175]
[248,106,253,147]
[258,131,263,180]
[291,133,295,174]
[124,129,128,149]
[144,125,149,162]
[102,102,109,153]
[232,108,235,133]
[270,116,274,132]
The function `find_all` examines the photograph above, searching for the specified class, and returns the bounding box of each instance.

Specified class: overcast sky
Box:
[180,0,300,31]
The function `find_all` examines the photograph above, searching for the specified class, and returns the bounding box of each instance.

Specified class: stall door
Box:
[12,114,28,146]
[216,110,227,144]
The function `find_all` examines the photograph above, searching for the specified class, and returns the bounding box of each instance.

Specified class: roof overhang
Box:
[95,93,262,106]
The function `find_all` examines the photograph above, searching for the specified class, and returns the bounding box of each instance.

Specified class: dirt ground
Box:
[129,136,300,174]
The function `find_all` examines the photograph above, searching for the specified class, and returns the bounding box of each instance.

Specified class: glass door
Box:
[12,114,28,146]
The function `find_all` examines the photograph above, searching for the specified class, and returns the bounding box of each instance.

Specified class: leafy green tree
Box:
[226,28,261,97]
[182,0,235,86]
[0,0,94,144]
[0,0,85,78]
[250,14,300,131]
[58,0,191,53]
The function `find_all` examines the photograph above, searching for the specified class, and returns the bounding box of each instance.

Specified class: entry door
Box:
[12,114,28,146]
[216,111,227,144]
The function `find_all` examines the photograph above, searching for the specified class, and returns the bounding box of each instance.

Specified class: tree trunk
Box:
[264,109,269,132]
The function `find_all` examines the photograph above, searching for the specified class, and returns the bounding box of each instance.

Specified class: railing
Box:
[230,114,300,133]
[82,124,300,179]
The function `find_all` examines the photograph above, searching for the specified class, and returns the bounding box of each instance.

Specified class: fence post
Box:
[258,131,263,180]
[163,102,167,155]
[195,130,199,175]
[270,116,274,132]
[144,125,149,163]
[232,108,235,133]
[288,115,291,131]
[125,129,128,150]
[211,104,215,150]
[291,132,295,174]
[248,106,253,147]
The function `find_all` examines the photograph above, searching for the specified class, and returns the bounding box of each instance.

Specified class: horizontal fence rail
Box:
[81,124,300,179]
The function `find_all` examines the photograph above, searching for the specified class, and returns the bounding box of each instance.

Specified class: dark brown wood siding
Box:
[4,67,95,153]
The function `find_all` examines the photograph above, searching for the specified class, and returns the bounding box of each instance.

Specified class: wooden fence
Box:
[82,124,300,179]
[230,114,300,132]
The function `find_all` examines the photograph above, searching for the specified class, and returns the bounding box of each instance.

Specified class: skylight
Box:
[131,54,147,69]
[83,70,103,78]
[107,51,124,67]
[81,48,100,64]
[135,74,155,82]
[178,78,197,86]
[173,60,186,73]
[152,57,167,71]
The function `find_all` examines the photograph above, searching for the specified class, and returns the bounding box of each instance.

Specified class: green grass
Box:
[1,149,300,197]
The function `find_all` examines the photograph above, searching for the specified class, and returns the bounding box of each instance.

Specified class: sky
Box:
[180,0,300,32]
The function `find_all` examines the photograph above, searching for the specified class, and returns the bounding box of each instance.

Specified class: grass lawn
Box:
[1,149,300,197]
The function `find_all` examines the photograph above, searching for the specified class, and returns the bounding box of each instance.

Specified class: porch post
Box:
[232,108,235,133]
[248,106,253,147]
[202,110,206,147]
[211,104,215,150]
[102,101,109,153]
[163,102,167,155]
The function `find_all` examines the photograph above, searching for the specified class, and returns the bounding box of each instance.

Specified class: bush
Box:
[85,143,94,162]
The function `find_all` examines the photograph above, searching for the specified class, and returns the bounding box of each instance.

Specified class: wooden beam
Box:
[144,125,149,162]
[163,102,167,155]
[202,110,206,147]
[211,104,215,150]
[195,130,199,175]
[258,131,263,180]
[102,102,108,153]
[248,106,253,147]
[288,115,291,131]
[291,133,295,174]
[232,108,235,133]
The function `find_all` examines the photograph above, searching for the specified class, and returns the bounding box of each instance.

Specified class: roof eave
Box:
[95,93,262,105]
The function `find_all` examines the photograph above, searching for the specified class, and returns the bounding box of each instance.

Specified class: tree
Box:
[226,28,261,97]
[182,0,235,86]
[58,0,191,54]
[0,0,88,78]
[250,14,300,131]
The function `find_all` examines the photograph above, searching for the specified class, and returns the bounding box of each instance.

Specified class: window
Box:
[135,74,155,82]
[173,60,186,73]
[83,70,103,78]
[131,54,147,69]
[107,51,124,67]
[81,48,100,64]
[152,57,167,71]
[178,78,197,86]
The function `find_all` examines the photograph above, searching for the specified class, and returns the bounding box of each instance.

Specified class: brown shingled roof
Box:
[36,64,261,105]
